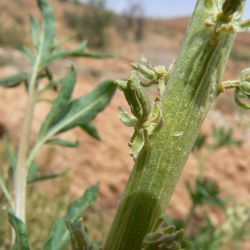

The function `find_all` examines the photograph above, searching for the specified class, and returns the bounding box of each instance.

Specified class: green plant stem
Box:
[104,1,245,249]
[13,54,40,222]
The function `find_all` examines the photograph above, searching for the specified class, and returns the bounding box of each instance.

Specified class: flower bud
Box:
[222,0,243,16]
[240,81,250,94]
[124,74,151,121]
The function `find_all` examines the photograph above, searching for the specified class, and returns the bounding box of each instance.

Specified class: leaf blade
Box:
[51,80,116,136]
[43,185,99,250]
[0,72,27,88]
[39,67,76,138]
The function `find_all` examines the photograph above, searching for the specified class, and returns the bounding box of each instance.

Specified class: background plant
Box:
[64,0,113,48]
[164,126,249,250]
[0,0,116,248]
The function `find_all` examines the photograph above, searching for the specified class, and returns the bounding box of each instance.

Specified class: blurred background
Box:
[0,0,249,249]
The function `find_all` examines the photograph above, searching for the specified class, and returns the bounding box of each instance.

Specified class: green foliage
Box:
[0,72,28,88]
[186,177,225,208]
[8,211,31,250]
[0,0,115,248]
[43,185,99,250]
[142,225,191,250]
[211,127,242,149]
[64,0,113,48]
[67,220,100,250]
[192,134,207,151]
[164,125,249,250]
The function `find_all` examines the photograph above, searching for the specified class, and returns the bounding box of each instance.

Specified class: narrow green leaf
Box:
[80,122,101,140]
[0,72,27,88]
[30,15,40,48]
[23,47,35,64]
[37,0,56,58]
[40,42,112,69]
[39,67,76,138]
[8,211,30,250]
[46,138,79,148]
[27,161,66,184]
[66,220,91,250]
[53,80,116,135]
[43,185,99,250]
[5,138,17,180]
[0,172,12,207]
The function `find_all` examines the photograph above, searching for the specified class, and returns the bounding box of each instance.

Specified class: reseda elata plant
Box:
[0,0,116,248]
[0,0,249,249]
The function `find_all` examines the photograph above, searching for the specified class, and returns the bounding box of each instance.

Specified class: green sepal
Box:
[119,108,138,127]
[43,185,99,250]
[222,0,243,16]
[135,130,151,170]
[124,74,151,121]
[8,211,30,250]
[0,72,27,88]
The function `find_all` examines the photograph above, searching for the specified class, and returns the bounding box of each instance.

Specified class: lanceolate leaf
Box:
[39,67,76,138]
[27,161,67,184]
[8,212,30,250]
[80,122,101,140]
[46,139,79,148]
[43,185,99,250]
[37,0,56,60]
[30,15,40,48]
[0,72,27,88]
[39,42,112,69]
[23,47,35,64]
[53,80,116,135]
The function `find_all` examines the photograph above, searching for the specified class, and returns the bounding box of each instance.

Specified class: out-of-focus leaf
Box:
[5,138,17,180]
[8,211,30,250]
[39,42,112,69]
[27,161,66,184]
[211,127,242,150]
[0,72,27,88]
[43,185,99,250]
[186,178,225,208]
[30,15,40,48]
[39,67,76,139]
[80,122,101,140]
[46,139,79,148]
[192,134,207,151]
[54,80,116,135]
[37,0,56,59]
[23,47,35,64]
[66,220,92,250]
[40,79,115,142]
[0,172,12,207]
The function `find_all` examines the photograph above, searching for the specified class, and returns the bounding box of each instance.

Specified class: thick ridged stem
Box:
[104,1,245,249]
